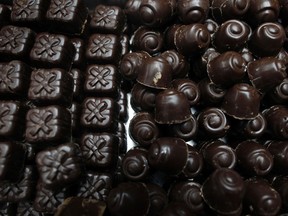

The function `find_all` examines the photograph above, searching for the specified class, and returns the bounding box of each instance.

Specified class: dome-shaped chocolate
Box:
[169,116,198,141]
[124,0,142,24]
[267,78,288,104]
[180,145,203,178]
[146,183,168,215]
[172,79,200,106]
[267,140,288,174]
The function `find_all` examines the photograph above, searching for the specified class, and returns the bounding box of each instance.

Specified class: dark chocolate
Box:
[118,89,128,122]
[271,176,288,210]
[164,24,181,50]
[180,145,203,178]
[71,38,85,69]
[116,122,127,154]
[172,79,200,106]
[0,4,10,27]
[70,102,81,138]
[146,183,168,215]
[17,202,46,216]
[124,0,142,24]
[204,19,219,36]
[266,78,288,104]
[0,202,16,216]
[267,140,288,174]
[159,202,192,216]
[69,68,84,102]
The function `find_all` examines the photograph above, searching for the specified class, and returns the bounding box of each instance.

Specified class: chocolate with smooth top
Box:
[247,57,286,92]
[17,202,46,216]
[213,20,251,52]
[207,51,246,86]
[161,50,189,78]
[221,83,260,120]
[201,168,244,215]
[235,140,273,176]
[28,68,73,107]
[25,105,71,144]
[90,4,125,34]
[84,64,119,97]
[124,0,142,24]
[172,79,200,106]
[71,38,85,69]
[200,140,236,170]
[70,68,84,102]
[244,179,281,216]
[169,181,204,214]
[197,107,230,138]
[180,145,203,178]
[80,133,118,169]
[107,182,150,216]
[0,4,10,27]
[248,22,286,57]
[132,26,164,55]
[148,137,188,175]
[76,171,113,201]
[0,141,26,182]
[175,24,210,56]
[264,105,288,139]
[146,183,168,215]
[30,32,75,70]
[272,176,288,210]
[266,78,288,104]
[122,148,150,181]
[155,89,192,124]
[159,202,192,216]
[177,0,209,24]
[267,141,288,174]
[0,100,26,139]
[138,0,176,28]
[129,112,160,148]
[36,143,82,190]
[0,25,35,61]
[118,89,128,122]
[164,24,181,49]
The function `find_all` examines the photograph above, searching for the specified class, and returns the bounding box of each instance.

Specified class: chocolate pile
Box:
[0,0,288,215]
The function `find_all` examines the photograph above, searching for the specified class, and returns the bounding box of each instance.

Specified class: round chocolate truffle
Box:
[267,140,288,174]
[129,112,160,148]
[266,78,288,104]
[159,202,192,216]
[272,176,288,210]
[201,168,245,215]
[169,116,198,141]
[121,148,150,181]
[146,183,168,215]
[235,140,273,176]
[204,19,219,36]
[124,0,142,24]
[180,145,203,178]
[221,83,261,120]
[148,137,188,175]
[240,47,254,64]
[172,79,200,106]
[164,24,181,50]
[107,182,150,216]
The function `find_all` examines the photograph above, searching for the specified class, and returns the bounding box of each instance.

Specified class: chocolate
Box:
[25,105,71,144]
[169,181,204,214]
[174,24,210,56]
[0,141,26,182]
[71,38,85,69]
[120,34,129,56]
[132,26,164,55]
[124,0,142,24]
[155,89,192,124]
[168,116,198,141]
[118,89,128,122]
[107,182,150,216]
[0,100,26,139]
[138,0,176,28]
[160,50,190,78]
[46,0,88,34]
[90,4,125,34]
[204,19,219,36]
[80,133,118,169]
[116,122,127,154]
[207,51,246,86]
[244,179,281,216]
[17,202,46,216]
[84,64,119,97]
[80,97,118,132]
[235,140,273,176]
[164,24,181,50]
[197,107,230,138]
[36,143,82,190]
[180,145,203,178]
[172,79,200,106]
[146,183,168,215]
[76,171,113,201]
[213,20,251,52]
[85,33,121,64]
[0,202,16,216]
[271,176,288,210]
[201,168,245,215]
[248,22,286,57]
[266,78,288,104]
[0,25,35,61]
[160,202,192,216]
[28,68,73,107]
[177,0,209,24]
[129,112,160,148]
[221,83,261,120]
[70,102,80,138]
[122,148,150,181]
[0,4,10,27]
[30,32,75,70]
[0,60,31,100]
[247,57,286,92]
[267,141,288,174]
[200,140,236,170]
[70,68,84,102]
[148,137,188,175]
[240,47,254,64]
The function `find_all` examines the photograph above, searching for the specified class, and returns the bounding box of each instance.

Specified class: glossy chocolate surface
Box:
[124,0,142,24]
[116,122,127,154]
[172,79,200,106]
[71,38,85,69]
[118,89,128,122]
[146,183,168,215]
[70,68,84,102]
[272,176,288,210]
[267,141,288,174]
[168,116,198,141]
[180,145,203,178]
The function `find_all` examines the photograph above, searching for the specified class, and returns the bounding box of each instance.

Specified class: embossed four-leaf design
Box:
[90,36,112,55]
[83,136,109,161]
[85,100,108,122]
[32,71,57,95]
[94,6,116,26]
[79,175,107,200]
[29,110,53,136]
[0,105,10,129]
[88,66,110,87]
[14,0,36,17]
[0,64,16,90]
[34,35,61,57]
[49,0,74,17]
[0,27,24,50]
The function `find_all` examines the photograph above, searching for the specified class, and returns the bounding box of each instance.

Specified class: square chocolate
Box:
[85,33,121,64]
[0,141,26,182]
[17,202,46,216]
[0,4,11,27]
[25,105,71,145]
[29,32,75,70]
[71,38,85,68]
[46,0,89,34]
[84,64,119,97]
[80,97,118,131]
[0,60,31,99]
[0,100,26,139]
[90,4,125,34]
[76,171,113,201]
[69,68,84,102]
[28,68,73,107]
[80,133,118,168]
[0,25,35,61]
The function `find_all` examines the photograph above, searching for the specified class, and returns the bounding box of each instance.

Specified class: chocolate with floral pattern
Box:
[17,202,46,216]
[30,32,75,70]
[0,25,35,61]
[25,105,71,144]
[28,68,73,107]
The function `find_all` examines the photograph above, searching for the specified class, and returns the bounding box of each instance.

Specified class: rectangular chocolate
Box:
[17,202,46,216]
[0,202,16,216]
